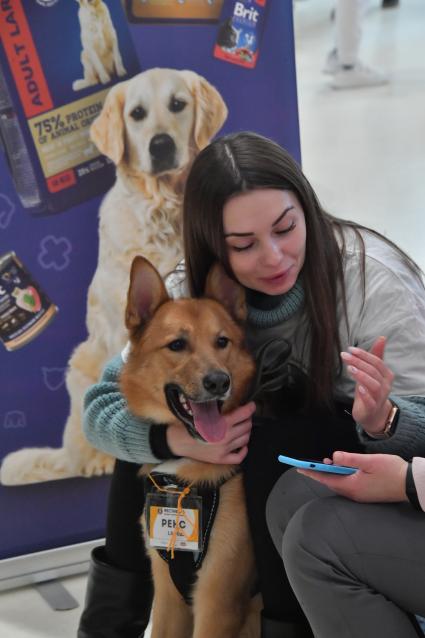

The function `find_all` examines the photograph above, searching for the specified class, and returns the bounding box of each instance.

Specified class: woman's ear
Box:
[125,256,170,332]
[204,262,247,322]
[90,81,128,165]
[180,70,228,150]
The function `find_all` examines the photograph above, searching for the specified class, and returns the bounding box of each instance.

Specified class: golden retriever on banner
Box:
[0,68,227,485]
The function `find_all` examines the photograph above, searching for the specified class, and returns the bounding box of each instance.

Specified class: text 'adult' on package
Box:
[0,0,140,215]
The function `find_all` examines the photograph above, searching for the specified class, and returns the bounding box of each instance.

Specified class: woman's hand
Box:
[166,402,256,465]
[298,451,408,503]
[341,336,394,435]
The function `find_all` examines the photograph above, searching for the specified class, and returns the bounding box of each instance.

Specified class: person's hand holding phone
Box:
[297,451,409,504]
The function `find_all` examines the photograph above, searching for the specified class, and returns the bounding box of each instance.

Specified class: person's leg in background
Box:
[325,0,389,89]
[78,459,153,638]
[243,421,314,638]
[243,406,363,638]
[267,471,425,638]
[382,0,399,8]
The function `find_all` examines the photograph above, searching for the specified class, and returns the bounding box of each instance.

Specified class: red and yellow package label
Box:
[28,90,108,181]
[0,0,53,117]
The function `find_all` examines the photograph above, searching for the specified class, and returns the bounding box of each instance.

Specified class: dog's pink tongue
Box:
[189,401,227,443]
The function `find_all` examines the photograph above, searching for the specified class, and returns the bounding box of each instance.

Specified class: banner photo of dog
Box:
[0,67,228,485]
[0,0,300,566]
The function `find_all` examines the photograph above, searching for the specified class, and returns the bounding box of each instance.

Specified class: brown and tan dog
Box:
[121,256,261,638]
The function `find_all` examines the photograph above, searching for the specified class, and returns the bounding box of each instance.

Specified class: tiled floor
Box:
[0,0,423,636]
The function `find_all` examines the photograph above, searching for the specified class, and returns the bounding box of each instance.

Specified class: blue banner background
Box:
[0,0,300,560]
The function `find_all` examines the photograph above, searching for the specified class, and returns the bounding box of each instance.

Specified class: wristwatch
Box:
[364,401,400,440]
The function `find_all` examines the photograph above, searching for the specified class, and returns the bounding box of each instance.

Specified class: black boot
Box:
[77,546,153,638]
[261,614,314,638]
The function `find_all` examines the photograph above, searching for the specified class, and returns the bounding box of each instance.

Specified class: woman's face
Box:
[223,189,306,295]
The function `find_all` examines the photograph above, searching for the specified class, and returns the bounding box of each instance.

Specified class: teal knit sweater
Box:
[83,283,425,463]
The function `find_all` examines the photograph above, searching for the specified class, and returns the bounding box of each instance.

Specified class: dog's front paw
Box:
[81,451,115,477]
[73,79,88,91]
[0,447,73,485]
[100,72,111,85]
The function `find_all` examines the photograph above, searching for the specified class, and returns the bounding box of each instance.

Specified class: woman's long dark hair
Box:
[183,131,423,407]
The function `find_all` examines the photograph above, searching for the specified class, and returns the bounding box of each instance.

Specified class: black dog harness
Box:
[145,471,236,605]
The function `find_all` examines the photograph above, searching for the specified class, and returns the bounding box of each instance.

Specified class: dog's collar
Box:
[246,279,304,328]
[149,467,241,490]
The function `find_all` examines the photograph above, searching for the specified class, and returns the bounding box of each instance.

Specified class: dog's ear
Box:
[180,71,228,151]
[90,81,128,165]
[204,263,247,323]
[125,256,170,332]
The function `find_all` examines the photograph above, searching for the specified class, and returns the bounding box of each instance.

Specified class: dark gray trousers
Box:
[266,469,425,638]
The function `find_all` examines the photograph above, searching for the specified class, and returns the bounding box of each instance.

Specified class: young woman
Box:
[266,451,425,638]
[78,132,425,638]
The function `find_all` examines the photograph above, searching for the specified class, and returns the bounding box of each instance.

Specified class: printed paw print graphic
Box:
[3,411,27,430]
[38,235,72,271]
[42,367,66,391]
[0,193,15,230]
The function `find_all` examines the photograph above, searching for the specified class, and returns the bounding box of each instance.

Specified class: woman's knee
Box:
[282,495,349,579]
[266,469,334,554]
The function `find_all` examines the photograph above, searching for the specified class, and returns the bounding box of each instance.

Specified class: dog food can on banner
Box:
[214,0,268,69]
[0,252,58,351]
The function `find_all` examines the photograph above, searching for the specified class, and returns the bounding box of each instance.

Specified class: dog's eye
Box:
[216,336,230,349]
[130,106,147,121]
[169,98,186,113]
[167,338,187,352]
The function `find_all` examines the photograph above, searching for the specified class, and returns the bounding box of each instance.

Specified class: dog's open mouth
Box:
[165,384,227,443]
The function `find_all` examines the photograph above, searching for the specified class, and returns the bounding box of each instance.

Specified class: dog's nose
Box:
[149,134,176,161]
[203,372,231,396]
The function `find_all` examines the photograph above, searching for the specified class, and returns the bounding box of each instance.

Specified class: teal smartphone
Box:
[278,455,357,475]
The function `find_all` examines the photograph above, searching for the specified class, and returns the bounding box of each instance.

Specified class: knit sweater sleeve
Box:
[358,395,425,458]
[83,354,162,464]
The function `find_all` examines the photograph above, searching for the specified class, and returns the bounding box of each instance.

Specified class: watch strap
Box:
[405,462,422,511]
[363,401,400,440]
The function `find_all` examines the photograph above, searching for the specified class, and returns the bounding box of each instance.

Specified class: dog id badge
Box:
[146,492,203,552]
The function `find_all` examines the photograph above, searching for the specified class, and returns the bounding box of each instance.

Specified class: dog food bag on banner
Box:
[0,251,58,351]
[0,0,140,215]
[214,0,268,69]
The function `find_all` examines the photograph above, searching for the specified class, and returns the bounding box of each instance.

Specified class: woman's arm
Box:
[359,395,425,458]
[83,354,256,465]
[83,354,168,464]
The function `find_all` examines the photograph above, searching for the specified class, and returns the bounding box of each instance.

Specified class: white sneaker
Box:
[331,62,389,89]
[323,49,340,75]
